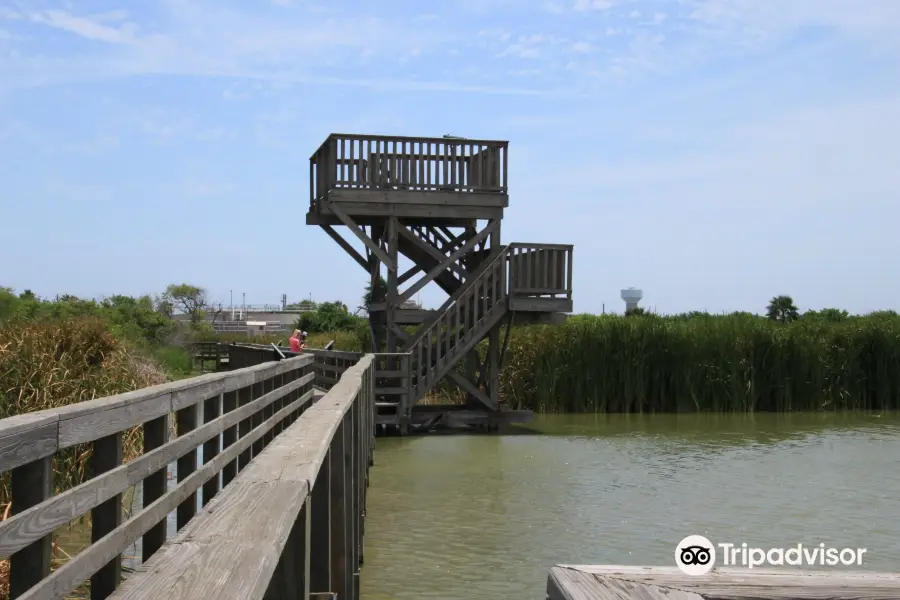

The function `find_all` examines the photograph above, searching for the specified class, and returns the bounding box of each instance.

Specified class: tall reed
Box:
[499,314,900,412]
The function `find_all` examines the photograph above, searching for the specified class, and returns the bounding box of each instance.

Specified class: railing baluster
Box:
[90,432,123,599]
[329,420,348,600]
[221,390,239,487]
[9,457,53,598]
[237,385,253,471]
[310,455,331,593]
[142,413,169,562]
[175,403,198,530]
[201,393,222,507]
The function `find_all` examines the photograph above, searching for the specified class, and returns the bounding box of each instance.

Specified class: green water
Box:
[359,412,900,599]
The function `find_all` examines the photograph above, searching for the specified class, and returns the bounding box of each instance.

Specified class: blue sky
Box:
[1,0,899,315]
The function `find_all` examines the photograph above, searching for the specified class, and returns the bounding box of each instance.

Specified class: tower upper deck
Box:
[307,133,509,226]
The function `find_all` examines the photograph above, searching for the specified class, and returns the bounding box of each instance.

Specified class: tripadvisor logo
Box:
[675,535,868,575]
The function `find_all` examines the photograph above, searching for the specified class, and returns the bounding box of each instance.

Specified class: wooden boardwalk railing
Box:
[0,351,375,600]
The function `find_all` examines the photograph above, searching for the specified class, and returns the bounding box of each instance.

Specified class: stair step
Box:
[376,402,400,407]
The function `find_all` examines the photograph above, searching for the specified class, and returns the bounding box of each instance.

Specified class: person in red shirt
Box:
[289,329,302,352]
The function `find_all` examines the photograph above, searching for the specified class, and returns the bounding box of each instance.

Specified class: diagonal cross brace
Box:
[329,202,395,271]
[397,220,498,305]
[319,224,368,271]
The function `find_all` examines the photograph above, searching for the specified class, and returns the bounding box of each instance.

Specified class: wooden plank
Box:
[547,566,900,600]
[324,200,505,221]
[509,296,572,313]
[57,392,171,451]
[0,420,58,473]
[330,189,508,206]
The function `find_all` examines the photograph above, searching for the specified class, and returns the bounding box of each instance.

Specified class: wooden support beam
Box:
[397,225,468,279]
[386,217,399,354]
[320,225,368,271]
[398,264,421,285]
[441,227,470,252]
[446,371,498,411]
[389,323,410,343]
[330,203,395,271]
[397,220,498,305]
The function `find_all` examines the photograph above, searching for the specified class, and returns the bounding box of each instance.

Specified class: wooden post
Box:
[251,381,265,458]
[237,385,253,471]
[175,403,198,531]
[263,376,276,446]
[142,413,169,562]
[91,432,123,599]
[349,398,360,600]
[263,497,310,599]
[328,421,348,600]
[9,457,52,599]
[221,390,239,487]
[309,458,331,593]
[202,393,222,507]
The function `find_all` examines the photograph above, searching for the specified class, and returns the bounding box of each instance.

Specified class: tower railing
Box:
[310,134,509,205]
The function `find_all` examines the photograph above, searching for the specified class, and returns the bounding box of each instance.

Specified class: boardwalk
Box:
[0,352,372,600]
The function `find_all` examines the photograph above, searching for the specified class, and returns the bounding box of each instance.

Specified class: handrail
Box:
[0,354,317,599]
[402,245,509,351]
[109,356,375,600]
[407,245,509,398]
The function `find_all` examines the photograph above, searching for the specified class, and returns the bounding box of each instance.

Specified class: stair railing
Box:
[408,246,510,400]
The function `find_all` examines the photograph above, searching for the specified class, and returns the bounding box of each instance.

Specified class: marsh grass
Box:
[0,318,166,599]
[498,314,900,412]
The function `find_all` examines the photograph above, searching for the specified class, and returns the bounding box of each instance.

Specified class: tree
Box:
[361,277,387,311]
[804,308,849,323]
[296,300,361,332]
[766,295,799,323]
[162,283,209,325]
[285,299,317,311]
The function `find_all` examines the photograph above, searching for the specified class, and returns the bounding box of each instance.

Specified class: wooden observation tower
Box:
[307,134,573,432]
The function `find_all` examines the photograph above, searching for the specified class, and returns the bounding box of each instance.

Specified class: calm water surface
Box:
[359,412,900,600]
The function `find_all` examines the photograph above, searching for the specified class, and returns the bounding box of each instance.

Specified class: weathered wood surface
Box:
[108,356,375,600]
[0,354,316,600]
[547,565,900,600]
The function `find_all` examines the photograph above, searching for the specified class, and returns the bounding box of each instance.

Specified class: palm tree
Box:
[360,277,387,311]
[766,295,799,323]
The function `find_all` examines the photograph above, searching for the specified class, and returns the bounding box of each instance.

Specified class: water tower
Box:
[621,287,643,312]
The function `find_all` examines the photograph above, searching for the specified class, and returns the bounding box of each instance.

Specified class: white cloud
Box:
[28,9,140,45]
[573,0,616,11]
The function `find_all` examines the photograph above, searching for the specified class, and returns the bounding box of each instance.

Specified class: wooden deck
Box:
[307,133,509,225]
[0,352,375,600]
[547,565,900,600]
